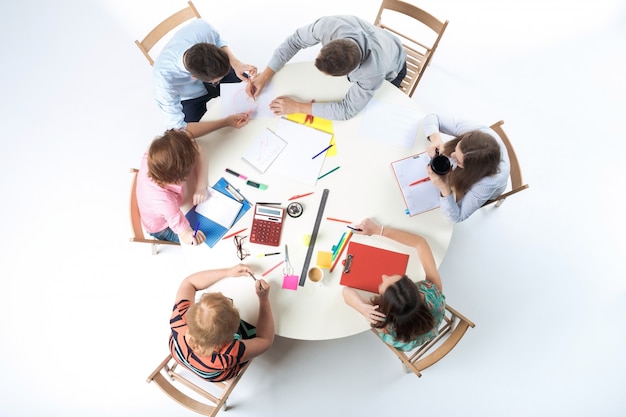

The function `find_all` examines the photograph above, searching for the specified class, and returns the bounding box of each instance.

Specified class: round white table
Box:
[182,62,452,341]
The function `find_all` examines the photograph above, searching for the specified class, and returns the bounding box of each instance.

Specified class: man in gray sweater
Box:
[247,15,407,120]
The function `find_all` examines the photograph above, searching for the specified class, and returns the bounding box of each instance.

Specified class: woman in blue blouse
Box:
[342,218,445,351]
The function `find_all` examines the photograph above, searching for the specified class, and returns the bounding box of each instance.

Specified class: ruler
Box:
[299,188,330,286]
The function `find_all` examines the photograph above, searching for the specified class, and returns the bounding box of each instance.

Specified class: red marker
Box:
[409,177,431,187]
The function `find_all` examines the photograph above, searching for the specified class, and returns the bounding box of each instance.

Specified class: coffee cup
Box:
[307,266,324,285]
[429,149,451,175]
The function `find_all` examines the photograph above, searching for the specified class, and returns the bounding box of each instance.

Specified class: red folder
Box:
[339,242,410,293]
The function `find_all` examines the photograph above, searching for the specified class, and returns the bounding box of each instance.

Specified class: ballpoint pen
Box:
[191,221,200,245]
[409,177,431,186]
[312,144,333,159]
[317,166,340,180]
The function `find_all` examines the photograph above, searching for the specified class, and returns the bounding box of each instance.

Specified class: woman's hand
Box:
[426,164,452,197]
[353,218,383,236]
[361,303,386,324]
[426,132,445,157]
[255,279,270,299]
[226,112,250,129]
[181,228,206,245]
[227,263,254,277]
[192,186,208,205]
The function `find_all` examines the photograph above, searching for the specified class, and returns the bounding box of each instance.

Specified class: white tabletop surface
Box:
[182,62,453,341]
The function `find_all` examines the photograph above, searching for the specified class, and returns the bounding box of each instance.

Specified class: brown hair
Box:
[184,43,230,82]
[370,275,434,343]
[315,39,361,76]
[186,293,240,356]
[443,130,501,199]
[147,129,198,186]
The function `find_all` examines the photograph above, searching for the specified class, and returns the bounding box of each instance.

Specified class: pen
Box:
[243,72,256,101]
[256,252,280,257]
[347,226,363,232]
[222,228,248,240]
[246,180,268,190]
[409,177,431,186]
[191,221,200,245]
[312,144,333,159]
[248,271,258,281]
[288,192,314,201]
[225,168,248,180]
[317,166,340,180]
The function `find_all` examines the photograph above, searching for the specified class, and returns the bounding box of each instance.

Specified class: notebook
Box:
[339,242,410,293]
[242,127,287,173]
[185,177,252,247]
[391,151,441,216]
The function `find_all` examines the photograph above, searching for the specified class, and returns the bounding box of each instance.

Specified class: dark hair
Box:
[443,130,501,199]
[370,275,434,343]
[315,39,361,76]
[147,130,198,186]
[184,43,230,82]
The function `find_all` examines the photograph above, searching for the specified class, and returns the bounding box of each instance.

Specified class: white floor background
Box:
[1,0,625,416]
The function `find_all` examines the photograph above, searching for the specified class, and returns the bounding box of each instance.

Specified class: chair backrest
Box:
[129,168,180,254]
[135,1,201,66]
[483,120,530,207]
[372,304,475,377]
[374,0,448,97]
[146,354,252,417]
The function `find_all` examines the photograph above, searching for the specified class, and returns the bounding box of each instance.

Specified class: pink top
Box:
[136,152,190,235]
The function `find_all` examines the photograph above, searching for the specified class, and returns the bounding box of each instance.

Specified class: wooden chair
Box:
[483,120,530,207]
[147,354,252,417]
[374,0,448,97]
[129,168,180,255]
[372,304,475,377]
[134,1,201,66]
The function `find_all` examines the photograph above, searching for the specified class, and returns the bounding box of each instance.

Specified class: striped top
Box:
[169,299,246,382]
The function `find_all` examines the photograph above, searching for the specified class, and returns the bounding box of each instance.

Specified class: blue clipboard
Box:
[185,177,252,247]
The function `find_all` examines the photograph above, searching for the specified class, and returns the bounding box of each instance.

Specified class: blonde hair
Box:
[186,293,240,356]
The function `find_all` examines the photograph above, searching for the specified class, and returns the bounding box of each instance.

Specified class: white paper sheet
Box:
[270,118,333,185]
[241,128,287,173]
[358,98,420,148]
[220,82,275,119]
[195,187,243,228]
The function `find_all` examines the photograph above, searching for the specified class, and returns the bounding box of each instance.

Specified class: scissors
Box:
[304,99,315,124]
[282,244,293,276]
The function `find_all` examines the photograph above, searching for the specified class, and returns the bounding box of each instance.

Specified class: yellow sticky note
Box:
[286,113,336,156]
[316,251,333,269]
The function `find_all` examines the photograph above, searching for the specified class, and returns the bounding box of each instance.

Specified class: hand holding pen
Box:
[227,112,250,129]
[351,218,381,236]
[185,225,206,245]
[255,279,270,298]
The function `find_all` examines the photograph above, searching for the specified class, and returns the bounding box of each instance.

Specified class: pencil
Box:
[317,166,340,180]
[222,228,248,240]
[261,260,285,277]
[330,231,353,273]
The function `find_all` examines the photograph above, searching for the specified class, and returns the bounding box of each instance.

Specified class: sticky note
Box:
[316,251,332,269]
[282,274,299,290]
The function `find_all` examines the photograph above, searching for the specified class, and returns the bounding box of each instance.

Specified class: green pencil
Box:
[318,166,340,180]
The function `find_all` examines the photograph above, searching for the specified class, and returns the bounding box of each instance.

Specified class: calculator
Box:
[250,205,285,246]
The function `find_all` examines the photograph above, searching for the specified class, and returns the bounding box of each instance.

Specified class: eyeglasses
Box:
[233,235,249,261]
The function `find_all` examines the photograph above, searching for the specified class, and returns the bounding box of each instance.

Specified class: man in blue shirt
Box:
[153,19,256,130]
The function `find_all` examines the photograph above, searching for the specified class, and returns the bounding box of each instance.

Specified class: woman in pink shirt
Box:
[136,114,249,245]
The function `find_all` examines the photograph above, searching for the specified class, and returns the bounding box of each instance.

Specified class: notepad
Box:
[391,152,441,216]
[185,178,252,247]
[242,128,287,173]
[339,242,410,293]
